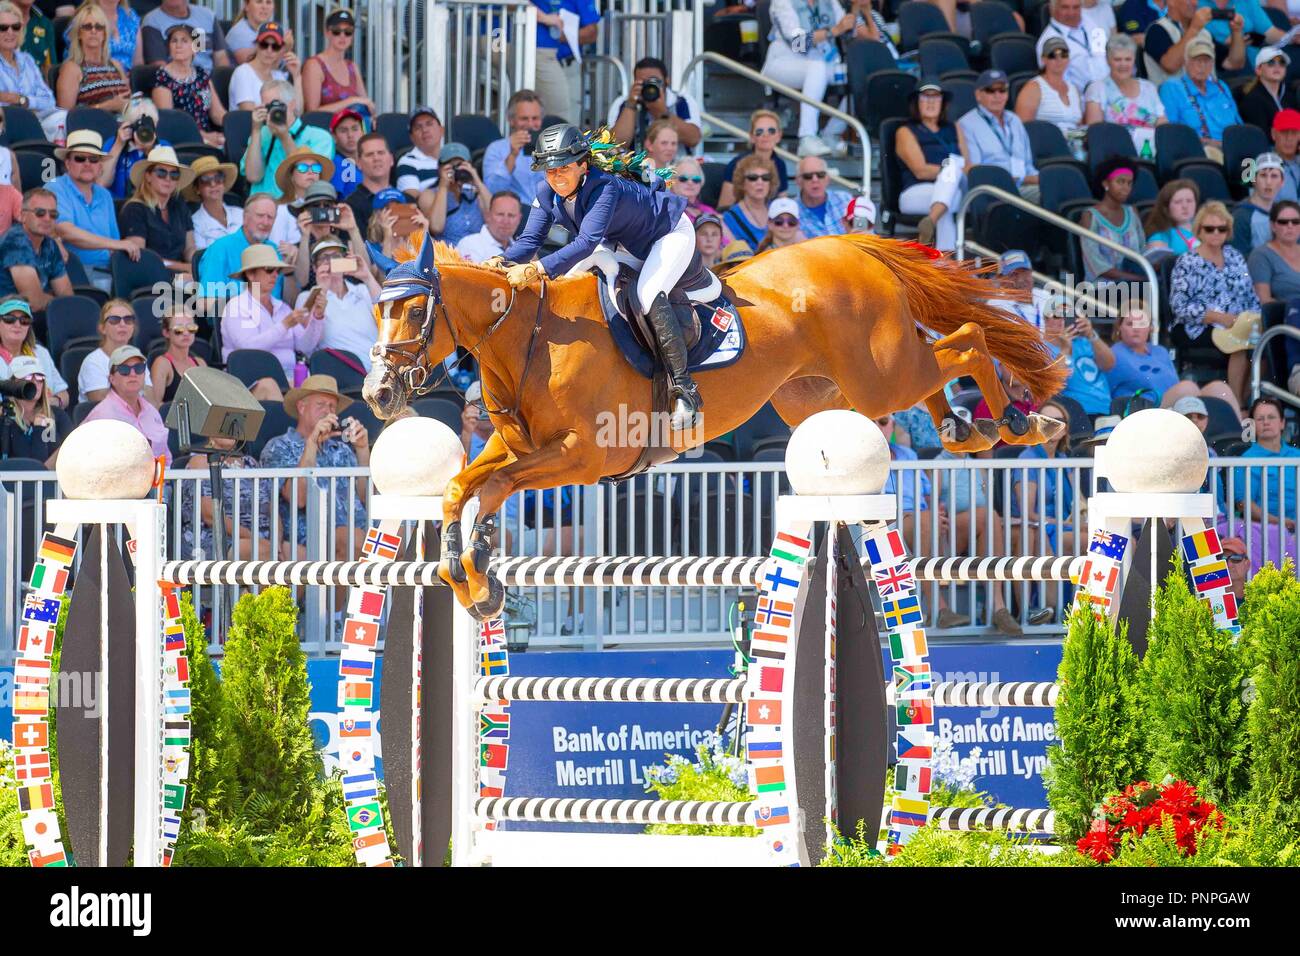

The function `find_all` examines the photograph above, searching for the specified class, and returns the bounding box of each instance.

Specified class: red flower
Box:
[1158,780,1198,814]
[1077,827,1118,863]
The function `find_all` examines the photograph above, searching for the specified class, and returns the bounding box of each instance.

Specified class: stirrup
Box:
[668,387,701,431]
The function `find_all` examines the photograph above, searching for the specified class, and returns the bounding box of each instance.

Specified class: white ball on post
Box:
[368,416,466,497]
[56,420,157,499]
[784,409,891,496]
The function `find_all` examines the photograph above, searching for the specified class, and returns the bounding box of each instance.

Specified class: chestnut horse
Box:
[364,232,1067,619]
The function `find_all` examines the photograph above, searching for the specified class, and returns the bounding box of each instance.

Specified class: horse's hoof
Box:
[470,575,506,622]
[973,418,1001,445]
[999,404,1030,437]
[1032,412,1067,443]
[939,413,971,444]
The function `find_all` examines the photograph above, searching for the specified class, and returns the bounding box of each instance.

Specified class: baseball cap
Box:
[326,8,356,28]
[1275,109,1300,132]
[440,142,472,165]
[1040,36,1069,60]
[1256,151,1284,172]
[1172,395,1209,417]
[164,23,199,42]
[330,108,364,132]
[7,355,42,378]
[913,80,946,98]
[372,187,407,210]
[289,180,339,211]
[410,106,441,128]
[256,21,286,44]
[109,345,146,368]
[1000,249,1031,274]
[694,212,723,231]
[1221,536,1247,557]
[1257,45,1291,68]
[845,195,876,224]
[310,236,349,259]
[769,196,800,220]
[976,69,1008,90]
[1186,34,1215,59]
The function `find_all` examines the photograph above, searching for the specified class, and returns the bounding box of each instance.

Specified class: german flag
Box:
[38,534,76,565]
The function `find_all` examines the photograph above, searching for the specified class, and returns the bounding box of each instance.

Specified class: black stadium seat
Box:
[845,38,896,82]
[309,349,367,393]
[110,249,171,300]
[898,1,968,55]
[66,106,119,145]
[970,2,1023,49]
[60,346,95,406]
[1085,121,1138,169]
[1153,123,1206,182]
[1222,124,1271,199]
[1179,162,1231,203]
[223,108,253,164]
[375,111,414,155]
[46,295,102,357]
[990,34,1038,76]
[448,113,501,156]
[860,71,916,144]
[226,348,290,393]
[249,400,293,459]
[1025,119,1072,163]
[879,116,922,235]
[0,105,49,148]
[919,38,969,77]
[945,78,977,120]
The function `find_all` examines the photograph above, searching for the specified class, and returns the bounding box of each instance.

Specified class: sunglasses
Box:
[104,314,135,325]
[772,215,799,227]
[1200,224,1228,234]
[753,126,779,136]
[1226,553,1248,564]
[294,161,324,175]
[152,166,183,180]
[0,22,21,32]
[330,28,354,37]
[799,171,827,180]
[1265,57,1288,67]
[745,173,772,182]
[25,206,57,218]
[113,362,147,376]
[678,174,703,183]
[1277,217,1300,226]
[70,153,102,164]
[1045,49,1069,60]
[80,22,106,32]
[169,324,199,333]
[984,85,1009,94]
[259,40,284,51]
[197,173,226,187]
[1,313,32,325]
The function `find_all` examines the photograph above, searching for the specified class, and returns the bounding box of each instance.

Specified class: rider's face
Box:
[545,160,586,198]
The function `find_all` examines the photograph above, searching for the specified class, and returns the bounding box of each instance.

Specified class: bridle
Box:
[372,263,547,422]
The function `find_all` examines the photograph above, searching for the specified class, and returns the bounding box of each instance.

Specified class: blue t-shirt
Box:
[1200,0,1274,64]
[47,174,120,271]
[437,192,485,246]
[0,224,65,298]
[883,444,930,514]
[532,1,600,57]
[1233,443,1300,522]
[1050,336,1112,416]
[1105,340,1180,398]
[197,230,282,301]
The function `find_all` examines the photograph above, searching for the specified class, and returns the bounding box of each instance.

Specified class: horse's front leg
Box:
[461,430,592,621]
[440,431,514,610]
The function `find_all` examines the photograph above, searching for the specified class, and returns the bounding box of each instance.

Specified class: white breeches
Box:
[565,213,698,312]
[898,160,965,251]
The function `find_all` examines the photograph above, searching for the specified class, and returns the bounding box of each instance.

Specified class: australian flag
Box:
[1088,530,1128,562]
[22,594,61,624]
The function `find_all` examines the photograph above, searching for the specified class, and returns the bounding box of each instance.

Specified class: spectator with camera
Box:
[197,192,281,303]
[342,131,395,235]
[289,180,371,289]
[607,56,703,156]
[294,235,380,366]
[187,155,242,249]
[792,156,849,238]
[78,298,149,403]
[268,145,332,254]
[48,133,135,293]
[456,190,523,263]
[483,90,547,203]
[1144,0,1245,86]
[302,9,376,121]
[56,3,130,113]
[99,96,159,199]
[241,79,334,199]
[119,144,195,274]
[0,353,68,465]
[152,23,226,149]
[85,344,170,462]
[396,106,443,198]
[529,0,599,127]
[258,373,369,555]
[0,1,66,143]
[0,188,72,312]
[221,244,321,385]
[141,0,230,74]
[1199,0,1289,69]
[0,296,68,408]
[229,20,299,111]
[1232,151,1283,253]
[424,142,489,246]
[330,107,364,198]
[14,0,55,71]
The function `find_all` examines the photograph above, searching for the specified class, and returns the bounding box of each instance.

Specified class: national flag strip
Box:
[753,765,786,794]
[479,619,507,646]
[881,593,923,630]
[480,650,509,675]
[37,534,76,566]
[864,528,907,568]
[163,688,191,715]
[1181,527,1222,563]
[896,727,934,761]
[480,711,511,739]
[17,624,49,655]
[13,752,51,782]
[1088,529,1129,562]
[339,654,375,678]
[754,804,791,828]
[1191,559,1230,593]
[164,632,185,653]
[163,587,181,621]
[164,721,191,747]
[363,527,402,560]
[888,629,927,663]
[770,530,811,566]
[340,742,375,772]
[13,689,49,715]
[755,596,794,627]
[894,763,932,795]
[346,801,384,834]
[897,698,934,726]
[480,743,509,770]
[164,654,190,685]
[890,805,929,829]
[758,665,784,693]
[347,588,385,620]
[747,698,782,726]
[342,771,379,802]
[1078,556,1119,598]
[342,618,379,648]
[1207,589,1239,630]
[893,663,932,695]
[29,562,69,595]
[339,681,373,708]
[762,563,802,595]
[13,721,49,749]
[747,739,784,762]
[873,562,915,597]
[14,657,52,686]
[22,594,61,625]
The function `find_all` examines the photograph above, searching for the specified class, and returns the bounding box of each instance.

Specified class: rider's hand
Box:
[505,260,546,287]
[482,255,506,270]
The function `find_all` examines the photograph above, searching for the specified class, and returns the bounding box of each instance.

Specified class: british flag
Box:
[873,562,915,597]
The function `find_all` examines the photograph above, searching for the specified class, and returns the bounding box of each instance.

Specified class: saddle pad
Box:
[600,282,746,379]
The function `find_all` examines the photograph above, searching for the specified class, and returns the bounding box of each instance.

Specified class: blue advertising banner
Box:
[1,642,1064,811]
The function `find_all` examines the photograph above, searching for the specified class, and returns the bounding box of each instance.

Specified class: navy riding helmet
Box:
[530,124,590,171]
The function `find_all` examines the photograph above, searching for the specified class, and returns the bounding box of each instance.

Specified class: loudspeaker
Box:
[165,366,265,449]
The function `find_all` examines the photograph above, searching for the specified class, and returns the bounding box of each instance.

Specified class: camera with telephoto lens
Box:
[131,113,156,145]
[308,203,340,224]
[0,377,36,401]
[267,99,288,126]
[640,76,663,104]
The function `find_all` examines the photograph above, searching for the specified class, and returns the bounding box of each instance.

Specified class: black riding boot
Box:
[645,291,701,430]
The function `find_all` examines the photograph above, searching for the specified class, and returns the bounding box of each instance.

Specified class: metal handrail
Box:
[679,51,870,195]
[583,53,630,121]
[956,185,1161,342]
[1251,324,1300,411]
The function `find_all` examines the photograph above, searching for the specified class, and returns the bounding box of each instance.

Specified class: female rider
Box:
[485,124,703,431]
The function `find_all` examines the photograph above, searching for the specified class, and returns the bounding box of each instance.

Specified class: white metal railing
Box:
[956,185,1161,340]
[1252,324,1300,412]
[3,456,1296,661]
[679,51,871,195]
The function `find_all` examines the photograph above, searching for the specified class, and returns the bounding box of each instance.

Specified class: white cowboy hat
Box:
[130,145,197,191]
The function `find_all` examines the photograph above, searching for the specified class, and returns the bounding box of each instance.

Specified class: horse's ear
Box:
[415,227,436,278]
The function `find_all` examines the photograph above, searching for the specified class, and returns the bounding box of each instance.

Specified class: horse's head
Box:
[364,232,454,419]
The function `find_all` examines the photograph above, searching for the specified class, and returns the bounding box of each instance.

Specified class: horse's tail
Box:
[833,234,1068,403]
